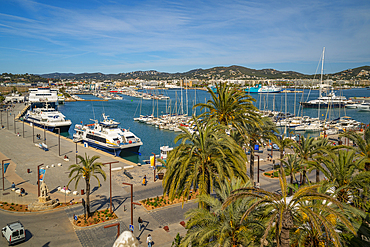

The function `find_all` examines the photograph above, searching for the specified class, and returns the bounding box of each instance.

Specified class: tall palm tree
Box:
[223,168,356,247]
[194,82,259,131]
[310,149,370,203]
[281,153,301,195]
[292,135,317,185]
[162,117,248,208]
[243,116,277,183]
[275,135,294,160]
[340,126,370,170]
[181,178,263,247]
[67,153,106,218]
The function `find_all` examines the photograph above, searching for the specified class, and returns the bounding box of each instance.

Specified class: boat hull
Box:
[82,140,142,156]
[24,119,71,133]
[300,102,346,108]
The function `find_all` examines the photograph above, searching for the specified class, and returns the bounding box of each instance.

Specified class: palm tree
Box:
[340,126,370,170]
[243,116,277,183]
[310,149,370,203]
[290,183,365,247]
[223,168,356,247]
[181,178,263,247]
[162,117,248,208]
[67,153,106,218]
[281,153,301,195]
[275,135,294,160]
[194,82,259,131]
[292,135,317,185]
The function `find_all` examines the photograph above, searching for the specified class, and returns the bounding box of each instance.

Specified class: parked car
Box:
[267,143,280,151]
[2,221,25,245]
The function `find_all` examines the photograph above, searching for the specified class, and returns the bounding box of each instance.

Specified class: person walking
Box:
[142,175,147,186]
[138,217,143,231]
[147,234,152,247]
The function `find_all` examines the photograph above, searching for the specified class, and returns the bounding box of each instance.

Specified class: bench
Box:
[111,167,122,171]
[123,165,134,170]
[60,189,71,194]
[124,170,133,179]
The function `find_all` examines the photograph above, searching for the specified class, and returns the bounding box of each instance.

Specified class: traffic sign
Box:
[129,224,134,232]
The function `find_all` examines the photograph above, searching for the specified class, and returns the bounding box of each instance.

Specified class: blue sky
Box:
[0,0,369,75]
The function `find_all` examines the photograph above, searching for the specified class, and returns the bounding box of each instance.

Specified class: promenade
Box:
[0,103,192,246]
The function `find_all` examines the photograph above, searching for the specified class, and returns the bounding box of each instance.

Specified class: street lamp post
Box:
[7,111,9,130]
[104,223,120,238]
[57,128,60,156]
[14,114,16,134]
[122,182,141,228]
[23,117,24,138]
[255,155,264,183]
[32,123,34,143]
[37,164,43,197]
[43,124,46,144]
[75,142,78,163]
[2,159,11,191]
[102,161,119,213]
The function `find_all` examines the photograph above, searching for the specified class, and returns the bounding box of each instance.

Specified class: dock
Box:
[349,97,370,103]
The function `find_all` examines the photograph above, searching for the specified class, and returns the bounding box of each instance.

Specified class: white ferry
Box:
[28,87,58,108]
[73,114,143,156]
[24,104,72,132]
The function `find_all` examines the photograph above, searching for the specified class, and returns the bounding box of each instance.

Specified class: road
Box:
[0,208,80,247]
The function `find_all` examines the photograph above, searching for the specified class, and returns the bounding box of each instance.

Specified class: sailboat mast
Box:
[318,47,325,119]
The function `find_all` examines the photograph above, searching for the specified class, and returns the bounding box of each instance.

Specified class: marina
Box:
[53,87,370,164]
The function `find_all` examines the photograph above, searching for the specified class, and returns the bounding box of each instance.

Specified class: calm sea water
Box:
[58,88,370,163]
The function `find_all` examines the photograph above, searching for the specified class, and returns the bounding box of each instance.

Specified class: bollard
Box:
[27,168,30,173]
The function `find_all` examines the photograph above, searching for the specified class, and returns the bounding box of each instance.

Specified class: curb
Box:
[0,202,81,214]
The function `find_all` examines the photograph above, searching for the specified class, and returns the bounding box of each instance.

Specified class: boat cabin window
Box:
[86,134,106,143]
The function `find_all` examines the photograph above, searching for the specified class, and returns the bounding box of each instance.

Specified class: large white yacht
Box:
[73,114,143,156]
[24,103,72,132]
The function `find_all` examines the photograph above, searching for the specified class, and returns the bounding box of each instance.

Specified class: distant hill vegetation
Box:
[2,65,369,82]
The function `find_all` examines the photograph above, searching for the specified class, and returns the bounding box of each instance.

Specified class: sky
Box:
[0,0,369,75]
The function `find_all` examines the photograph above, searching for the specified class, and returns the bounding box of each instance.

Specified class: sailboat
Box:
[300,48,352,108]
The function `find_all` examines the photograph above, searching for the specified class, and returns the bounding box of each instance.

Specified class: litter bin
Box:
[158,173,164,180]
[27,168,30,173]
[81,189,84,195]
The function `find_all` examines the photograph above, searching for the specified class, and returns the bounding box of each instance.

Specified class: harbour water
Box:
[57,88,370,164]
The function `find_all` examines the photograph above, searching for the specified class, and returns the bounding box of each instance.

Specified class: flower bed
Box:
[141,192,198,210]
[73,209,118,227]
[0,201,79,212]
[0,202,28,212]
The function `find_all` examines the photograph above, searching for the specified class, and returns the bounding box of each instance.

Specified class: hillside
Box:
[2,65,369,82]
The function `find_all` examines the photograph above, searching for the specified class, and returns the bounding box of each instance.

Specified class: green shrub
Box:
[273,171,279,177]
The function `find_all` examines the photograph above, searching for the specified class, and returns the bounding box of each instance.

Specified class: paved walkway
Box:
[0,103,192,246]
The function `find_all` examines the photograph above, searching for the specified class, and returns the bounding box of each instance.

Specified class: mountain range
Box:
[37,65,369,81]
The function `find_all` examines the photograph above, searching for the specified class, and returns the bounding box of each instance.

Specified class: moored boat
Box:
[24,103,72,132]
[73,113,143,156]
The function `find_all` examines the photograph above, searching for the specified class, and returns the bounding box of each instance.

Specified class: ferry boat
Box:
[28,87,58,108]
[245,84,281,93]
[24,104,72,132]
[73,114,143,156]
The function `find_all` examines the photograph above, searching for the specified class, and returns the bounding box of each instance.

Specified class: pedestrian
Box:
[142,175,147,186]
[138,217,143,231]
[11,182,15,189]
[147,234,153,247]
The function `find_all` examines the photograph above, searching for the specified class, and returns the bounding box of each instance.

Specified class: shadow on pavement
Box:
[25,229,33,242]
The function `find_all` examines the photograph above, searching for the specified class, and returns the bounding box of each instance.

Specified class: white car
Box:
[2,221,25,245]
